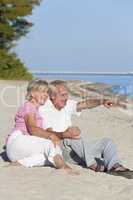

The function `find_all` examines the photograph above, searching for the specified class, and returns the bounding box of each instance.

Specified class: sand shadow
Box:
[0,145,10,162]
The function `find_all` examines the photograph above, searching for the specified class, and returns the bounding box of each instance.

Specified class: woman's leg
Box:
[6,132,78,174]
[6,132,59,167]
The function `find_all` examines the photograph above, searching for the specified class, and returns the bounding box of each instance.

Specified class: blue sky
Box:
[14,0,133,72]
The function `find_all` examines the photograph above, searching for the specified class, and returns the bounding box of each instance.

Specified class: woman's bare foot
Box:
[54,154,79,175]
[3,161,22,167]
[54,154,65,169]
[63,164,79,175]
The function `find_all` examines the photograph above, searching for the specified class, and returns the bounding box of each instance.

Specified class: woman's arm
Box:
[24,113,61,146]
[24,113,81,141]
[24,113,52,138]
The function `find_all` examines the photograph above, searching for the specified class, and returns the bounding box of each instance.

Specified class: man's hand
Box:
[103,99,128,109]
[63,126,81,139]
[103,99,113,108]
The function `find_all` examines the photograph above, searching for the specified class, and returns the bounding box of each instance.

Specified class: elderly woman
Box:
[6,79,74,172]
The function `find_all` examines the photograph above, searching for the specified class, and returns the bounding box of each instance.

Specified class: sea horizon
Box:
[32,71,133,84]
[30,70,133,76]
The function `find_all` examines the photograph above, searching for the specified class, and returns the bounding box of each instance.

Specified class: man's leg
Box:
[62,137,120,170]
[62,137,133,179]
[61,137,96,167]
[98,137,120,170]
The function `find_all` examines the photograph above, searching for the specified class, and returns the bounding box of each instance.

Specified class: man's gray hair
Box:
[49,80,68,97]
[26,79,48,100]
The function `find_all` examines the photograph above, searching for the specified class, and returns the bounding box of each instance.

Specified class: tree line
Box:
[0,0,41,80]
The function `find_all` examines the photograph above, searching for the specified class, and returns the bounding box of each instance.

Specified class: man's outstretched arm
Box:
[76,98,113,112]
[76,98,127,112]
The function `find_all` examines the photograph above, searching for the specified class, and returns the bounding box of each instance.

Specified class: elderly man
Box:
[39,80,132,178]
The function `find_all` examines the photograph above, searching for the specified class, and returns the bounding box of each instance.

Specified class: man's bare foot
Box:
[110,163,129,172]
[89,163,105,172]
[107,164,133,179]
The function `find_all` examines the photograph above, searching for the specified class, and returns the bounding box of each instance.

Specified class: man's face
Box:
[52,84,69,110]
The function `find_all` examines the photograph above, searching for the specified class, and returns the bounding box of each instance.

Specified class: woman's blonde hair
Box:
[26,79,48,100]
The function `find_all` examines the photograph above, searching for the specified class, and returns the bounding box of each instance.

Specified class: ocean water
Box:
[33,73,133,98]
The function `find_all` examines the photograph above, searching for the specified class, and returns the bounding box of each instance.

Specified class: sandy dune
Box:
[0,80,133,200]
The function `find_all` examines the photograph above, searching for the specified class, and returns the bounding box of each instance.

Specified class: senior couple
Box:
[5,79,133,178]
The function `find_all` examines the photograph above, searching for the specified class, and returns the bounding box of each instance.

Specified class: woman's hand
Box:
[48,134,61,147]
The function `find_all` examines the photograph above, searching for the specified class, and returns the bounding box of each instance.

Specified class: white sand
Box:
[0,80,133,200]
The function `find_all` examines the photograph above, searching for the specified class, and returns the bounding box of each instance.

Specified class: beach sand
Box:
[0,80,133,200]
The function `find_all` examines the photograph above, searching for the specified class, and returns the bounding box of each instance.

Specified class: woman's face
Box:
[31,88,48,105]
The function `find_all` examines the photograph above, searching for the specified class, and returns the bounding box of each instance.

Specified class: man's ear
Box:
[50,93,55,100]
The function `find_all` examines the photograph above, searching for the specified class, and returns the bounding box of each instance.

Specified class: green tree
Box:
[0,49,33,80]
[0,0,41,80]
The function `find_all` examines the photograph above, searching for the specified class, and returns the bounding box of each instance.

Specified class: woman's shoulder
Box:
[18,101,37,115]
